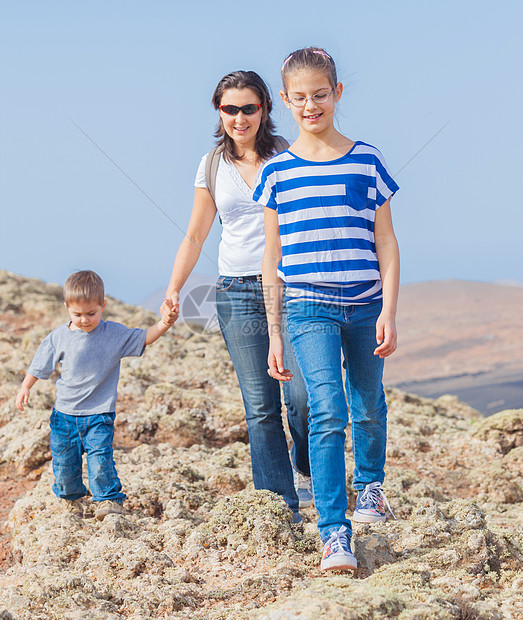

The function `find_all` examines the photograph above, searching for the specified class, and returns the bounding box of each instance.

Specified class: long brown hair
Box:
[212,71,278,163]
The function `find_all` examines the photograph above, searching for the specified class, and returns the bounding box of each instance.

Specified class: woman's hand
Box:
[160,294,179,326]
[374,312,397,358]
[267,333,293,381]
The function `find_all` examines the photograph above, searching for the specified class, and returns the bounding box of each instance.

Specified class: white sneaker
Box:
[320,526,357,571]
[352,482,396,523]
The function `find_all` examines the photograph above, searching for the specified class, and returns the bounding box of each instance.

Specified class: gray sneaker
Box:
[94,500,123,521]
[293,468,313,508]
[62,498,84,518]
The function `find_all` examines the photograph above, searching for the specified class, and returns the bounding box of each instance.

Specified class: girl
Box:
[254,48,400,571]
[161,71,311,522]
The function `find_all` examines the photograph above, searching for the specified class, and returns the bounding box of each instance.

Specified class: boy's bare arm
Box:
[145,308,179,346]
[16,374,39,412]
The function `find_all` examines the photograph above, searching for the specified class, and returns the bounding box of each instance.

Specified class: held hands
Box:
[16,387,30,412]
[160,295,180,327]
[374,313,397,358]
[267,334,293,382]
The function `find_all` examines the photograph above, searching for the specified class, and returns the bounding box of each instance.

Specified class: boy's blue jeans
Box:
[287,300,387,541]
[216,276,310,514]
[50,408,125,503]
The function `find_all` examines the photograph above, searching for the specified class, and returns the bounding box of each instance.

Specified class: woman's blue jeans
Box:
[50,408,125,502]
[216,276,310,513]
[287,300,387,540]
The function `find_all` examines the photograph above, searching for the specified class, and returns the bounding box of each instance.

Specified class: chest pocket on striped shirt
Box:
[345,180,371,211]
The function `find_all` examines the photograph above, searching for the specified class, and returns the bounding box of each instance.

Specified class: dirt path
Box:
[0,464,41,570]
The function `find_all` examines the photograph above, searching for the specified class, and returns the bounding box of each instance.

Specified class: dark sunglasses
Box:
[219,103,262,116]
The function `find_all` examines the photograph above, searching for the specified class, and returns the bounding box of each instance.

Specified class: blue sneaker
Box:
[293,468,313,509]
[320,526,357,571]
[352,482,396,523]
[291,510,302,524]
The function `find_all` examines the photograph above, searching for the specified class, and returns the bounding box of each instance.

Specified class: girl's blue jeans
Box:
[216,276,310,514]
[50,408,125,502]
[287,299,387,541]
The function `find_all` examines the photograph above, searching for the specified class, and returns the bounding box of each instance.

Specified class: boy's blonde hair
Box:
[64,270,105,306]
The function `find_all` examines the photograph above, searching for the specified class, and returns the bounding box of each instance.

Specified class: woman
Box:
[161,71,310,520]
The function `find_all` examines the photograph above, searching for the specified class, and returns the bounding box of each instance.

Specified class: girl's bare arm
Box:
[262,207,292,381]
[374,198,400,358]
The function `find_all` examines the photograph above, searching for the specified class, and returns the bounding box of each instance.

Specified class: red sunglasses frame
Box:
[219,103,262,116]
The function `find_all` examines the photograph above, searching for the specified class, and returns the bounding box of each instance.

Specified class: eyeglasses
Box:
[286,89,334,108]
[219,104,262,116]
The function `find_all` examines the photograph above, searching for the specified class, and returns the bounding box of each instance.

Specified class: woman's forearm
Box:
[165,187,217,298]
[166,235,204,297]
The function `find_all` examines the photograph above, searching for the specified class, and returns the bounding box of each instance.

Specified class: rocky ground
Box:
[0,270,522,619]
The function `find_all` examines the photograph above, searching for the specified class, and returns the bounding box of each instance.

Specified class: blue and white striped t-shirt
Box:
[253,141,399,305]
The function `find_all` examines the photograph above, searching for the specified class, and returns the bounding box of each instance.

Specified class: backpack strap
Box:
[204,145,223,203]
[273,135,290,153]
[205,137,288,203]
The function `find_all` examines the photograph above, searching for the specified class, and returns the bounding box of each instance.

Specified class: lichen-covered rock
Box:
[471,408,523,454]
[184,489,299,559]
[251,579,406,619]
[0,407,51,470]
[353,531,396,577]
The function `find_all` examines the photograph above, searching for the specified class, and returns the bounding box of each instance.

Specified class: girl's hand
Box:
[268,334,293,381]
[374,313,397,358]
[16,387,30,412]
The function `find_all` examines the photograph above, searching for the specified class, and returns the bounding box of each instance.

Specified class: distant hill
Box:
[141,278,523,416]
[385,280,523,415]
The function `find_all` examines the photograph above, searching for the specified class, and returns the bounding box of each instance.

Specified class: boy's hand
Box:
[160,295,179,326]
[16,387,30,412]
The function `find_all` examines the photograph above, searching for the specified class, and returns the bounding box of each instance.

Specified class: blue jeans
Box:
[216,276,310,513]
[287,300,387,540]
[50,408,125,502]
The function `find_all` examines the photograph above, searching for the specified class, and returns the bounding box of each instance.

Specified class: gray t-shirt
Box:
[28,319,146,415]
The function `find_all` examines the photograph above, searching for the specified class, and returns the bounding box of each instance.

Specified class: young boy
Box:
[16,270,178,521]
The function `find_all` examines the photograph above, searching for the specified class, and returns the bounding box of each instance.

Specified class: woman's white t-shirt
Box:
[194,153,264,276]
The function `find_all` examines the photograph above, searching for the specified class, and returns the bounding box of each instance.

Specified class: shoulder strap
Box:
[206,138,288,201]
[273,135,290,154]
[205,145,223,203]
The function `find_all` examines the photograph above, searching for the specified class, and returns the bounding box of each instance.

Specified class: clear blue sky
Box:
[2,1,522,305]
